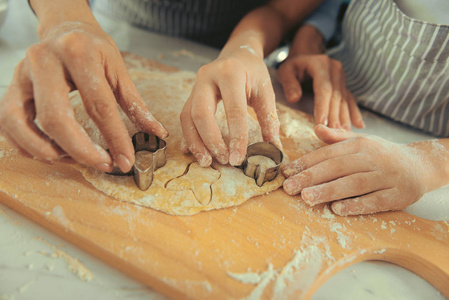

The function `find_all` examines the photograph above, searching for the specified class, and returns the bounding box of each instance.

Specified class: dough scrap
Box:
[71,62,286,215]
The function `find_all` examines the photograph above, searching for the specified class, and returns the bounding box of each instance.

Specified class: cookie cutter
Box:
[236,142,284,187]
[107,132,167,191]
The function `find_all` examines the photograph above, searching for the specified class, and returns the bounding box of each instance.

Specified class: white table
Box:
[0,1,447,299]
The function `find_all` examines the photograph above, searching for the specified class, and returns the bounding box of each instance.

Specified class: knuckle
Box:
[37,112,64,133]
[196,64,212,78]
[333,60,343,71]
[25,44,45,59]
[317,54,331,65]
[57,32,91,59]
[227,106,247,120]
[352,136,370,151]
[191,106,208,122]
[86,99,116,124]
[216,58,242,80]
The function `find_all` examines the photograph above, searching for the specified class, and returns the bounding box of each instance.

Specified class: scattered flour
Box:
[321,205,336,220]
[51,206,74,231]
[329,223,350,249]
[227,230,330,299]
[34,237,93,282]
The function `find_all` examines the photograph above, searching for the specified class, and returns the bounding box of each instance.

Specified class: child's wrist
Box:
[289,24,325,56]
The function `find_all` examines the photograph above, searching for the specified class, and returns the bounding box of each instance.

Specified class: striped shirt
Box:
[328,0,449,137]
[91,0,269,48]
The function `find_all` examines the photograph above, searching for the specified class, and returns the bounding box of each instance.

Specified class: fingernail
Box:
[96,163,112,173]
[320,117,328,126]
[302,187,319,205]
[281,163,304,177]
[282,167,298,178]
[115,154,132,173]
[196,153,212,167]
[359,119,366,129]
[161,126,169,138]
[283,178,301,195]
[273,136,283,150]
[217,154,229,165]
[229,150,244,166]
[332,201,346,216]
[287,90,299,101]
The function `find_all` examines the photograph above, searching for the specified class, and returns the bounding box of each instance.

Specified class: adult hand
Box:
[277,54,364,131]
[0,21,168,173]
[281,125,435,216]
[180,46,281,167]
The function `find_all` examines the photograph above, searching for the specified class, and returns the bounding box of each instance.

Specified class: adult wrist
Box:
[30,0,97,39]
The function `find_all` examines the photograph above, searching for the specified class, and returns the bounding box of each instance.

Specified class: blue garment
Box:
[304,0,343,42]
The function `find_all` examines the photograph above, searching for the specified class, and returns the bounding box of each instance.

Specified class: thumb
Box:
[314,124,361,144]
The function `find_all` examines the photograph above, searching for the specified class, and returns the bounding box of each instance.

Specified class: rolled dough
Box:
[71,57,287,215]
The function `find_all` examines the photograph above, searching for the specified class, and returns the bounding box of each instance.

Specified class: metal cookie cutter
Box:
[107,132,167,191]
[237,142,284,187]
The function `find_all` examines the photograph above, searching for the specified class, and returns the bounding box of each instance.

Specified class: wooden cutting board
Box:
[0,56,448,299]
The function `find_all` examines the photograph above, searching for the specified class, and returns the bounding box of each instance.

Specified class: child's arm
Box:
[281,125,449,216]
[0,0,168,173]
[180,0,325,167]
[277,2,365,130]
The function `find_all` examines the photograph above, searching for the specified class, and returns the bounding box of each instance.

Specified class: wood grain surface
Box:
[0,55,448,300]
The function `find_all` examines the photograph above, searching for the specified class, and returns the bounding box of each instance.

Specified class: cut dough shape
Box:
[71,56,287,215]
[166,162,220,206]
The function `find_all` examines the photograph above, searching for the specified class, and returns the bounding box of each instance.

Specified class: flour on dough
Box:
[71,60,286,215]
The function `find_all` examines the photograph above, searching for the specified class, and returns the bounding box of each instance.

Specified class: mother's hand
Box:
[0,21,168,173]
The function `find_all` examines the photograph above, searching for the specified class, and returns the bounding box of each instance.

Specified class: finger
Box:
[180,136,189,154]
[339,97,351,131]
[308,56,333,126]
[180,95,213,167]
[331,189,401,216]
[113,62,169,138]
[300,171,386,206]
[219,72,248,166]
[283,153,373,195]
[0,57,71,163]
[281,127,362,177]
[314,124,362,144]
[277,62,303,103]
[27,49,114,171]
[63,56,133,173]
[347,90,365,129]
[250,78,282,149]
[327,60,344,129]
[0,130,33,159]
[190,80,229,165]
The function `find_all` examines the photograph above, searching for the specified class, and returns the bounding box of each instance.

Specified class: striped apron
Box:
[328,0,449,137]
[91,0,268,48]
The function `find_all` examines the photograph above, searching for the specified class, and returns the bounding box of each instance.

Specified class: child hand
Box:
[277,54,365,130]
[180,47,281,167]
[281,125,436,216]
[0,21,168,173]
